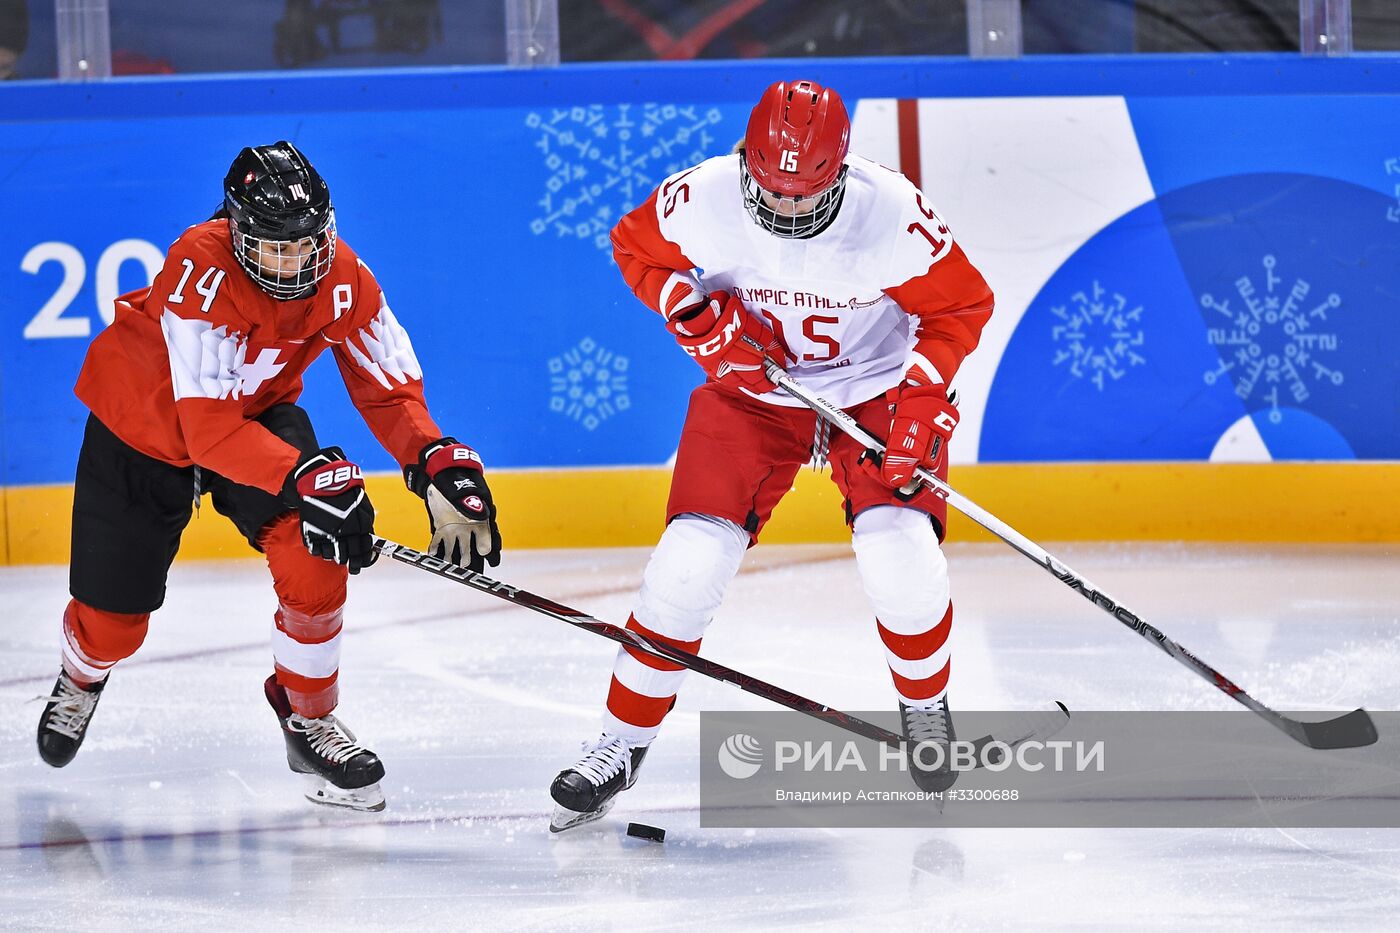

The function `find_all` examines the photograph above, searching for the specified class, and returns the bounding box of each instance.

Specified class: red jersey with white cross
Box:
[612,153,994,408]
[75,219,441,494]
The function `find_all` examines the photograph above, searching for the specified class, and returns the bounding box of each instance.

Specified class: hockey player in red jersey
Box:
[549,80,994,830]
[37,141,501,811]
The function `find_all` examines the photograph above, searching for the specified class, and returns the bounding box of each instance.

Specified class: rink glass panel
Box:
[13,3,1400,81]
[16,0,506,78]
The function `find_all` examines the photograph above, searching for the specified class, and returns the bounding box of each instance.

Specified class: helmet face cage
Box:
[740,156,847,239]
[229,209,337,300]
[223,141,337,301]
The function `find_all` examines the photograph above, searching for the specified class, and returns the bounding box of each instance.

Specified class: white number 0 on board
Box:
[21,239,164,339]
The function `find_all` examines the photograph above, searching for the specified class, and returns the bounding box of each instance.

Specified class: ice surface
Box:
[3,543,1399,930]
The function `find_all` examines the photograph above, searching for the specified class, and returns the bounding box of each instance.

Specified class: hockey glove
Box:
[872,384,959,497]
[404,437,501,573]
[667,290,785,394]
[282,447,377,573]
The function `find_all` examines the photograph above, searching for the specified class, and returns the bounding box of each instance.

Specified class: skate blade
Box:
[301,775,386,812]
[549,797,615,834]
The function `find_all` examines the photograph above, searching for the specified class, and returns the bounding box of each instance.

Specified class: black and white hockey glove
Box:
[282,447,377,574]
[404,437,501,573]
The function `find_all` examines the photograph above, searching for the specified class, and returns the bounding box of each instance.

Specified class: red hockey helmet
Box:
[741,79,851,238]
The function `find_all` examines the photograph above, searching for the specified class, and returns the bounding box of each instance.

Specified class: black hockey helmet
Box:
[223,141,336,300]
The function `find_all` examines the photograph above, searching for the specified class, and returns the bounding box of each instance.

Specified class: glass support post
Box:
[55,0,112,80]
[506,0,561,67]
[1300,0,1353,55]
[967,0,1023,58]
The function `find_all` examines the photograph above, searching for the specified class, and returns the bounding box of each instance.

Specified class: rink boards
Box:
[2,55,1398,561]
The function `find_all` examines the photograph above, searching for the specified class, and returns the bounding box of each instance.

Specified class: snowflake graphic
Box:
[1386,156,1400,223]
[525,104,725,251]
[548,338,630,431]
[1049,280,1146,391]
[1200,255,1343,422]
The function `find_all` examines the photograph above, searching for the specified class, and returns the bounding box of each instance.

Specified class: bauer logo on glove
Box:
[404,437,502,573]
[451,446,483,466]
[283,447,377,574]
[310,463,362,493]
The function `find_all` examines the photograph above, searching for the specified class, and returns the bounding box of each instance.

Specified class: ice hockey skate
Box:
[549,734,648,833]
[36,669,107,768]
[901,697,958,793]
[264,675,386,811]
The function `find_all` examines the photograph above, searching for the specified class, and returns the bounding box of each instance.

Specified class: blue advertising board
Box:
[2,55,1398,493]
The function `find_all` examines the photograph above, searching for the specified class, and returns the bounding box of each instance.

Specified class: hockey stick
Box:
[760,356,1377,751]
[370,538,1069,756]
[373,537,903,745]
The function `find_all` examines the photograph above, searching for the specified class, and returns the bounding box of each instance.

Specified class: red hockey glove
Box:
[874,384,959,494]
[281,447,377,573]
[403,437,501,573]
[666,290,784,394]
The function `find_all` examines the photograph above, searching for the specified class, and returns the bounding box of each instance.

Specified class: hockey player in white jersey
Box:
[550,79,995,831]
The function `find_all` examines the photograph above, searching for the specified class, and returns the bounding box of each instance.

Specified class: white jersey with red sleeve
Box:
[611,152,995,409]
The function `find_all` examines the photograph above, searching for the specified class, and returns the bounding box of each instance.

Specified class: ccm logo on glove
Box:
[667,290,786,393]
[873,385,959,493]
[681,305,745,359]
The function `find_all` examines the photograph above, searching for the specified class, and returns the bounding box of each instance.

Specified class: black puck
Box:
[626,821,666,842]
